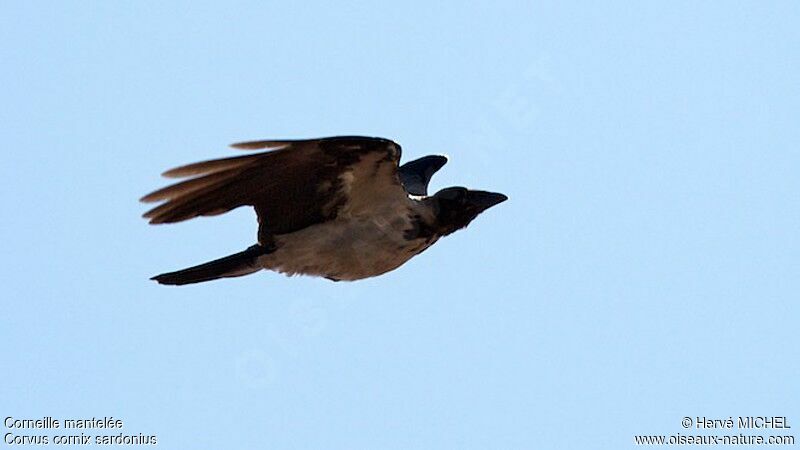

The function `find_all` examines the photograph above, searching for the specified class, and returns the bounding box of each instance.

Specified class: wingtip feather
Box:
[230,140,291,150]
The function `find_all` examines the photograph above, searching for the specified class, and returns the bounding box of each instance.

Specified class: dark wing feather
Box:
[398,155,448,196]
[160,153,267,178]
[141,136,402,238]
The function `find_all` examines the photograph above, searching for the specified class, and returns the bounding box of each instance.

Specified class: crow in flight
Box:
[141,136,507,285]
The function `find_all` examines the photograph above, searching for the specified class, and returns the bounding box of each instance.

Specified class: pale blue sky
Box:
[2,1,798,448]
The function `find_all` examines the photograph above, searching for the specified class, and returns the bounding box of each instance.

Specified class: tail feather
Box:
[151,245,270,285]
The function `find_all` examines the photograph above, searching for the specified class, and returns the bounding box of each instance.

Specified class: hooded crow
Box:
[141,136,506,285]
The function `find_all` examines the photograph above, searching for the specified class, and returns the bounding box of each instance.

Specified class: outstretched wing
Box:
[398,155,448,196]
[141,136,403,240]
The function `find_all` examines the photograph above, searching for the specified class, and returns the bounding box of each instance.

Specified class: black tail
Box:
[151,245,271,286]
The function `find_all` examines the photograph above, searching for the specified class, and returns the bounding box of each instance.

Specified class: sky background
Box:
[1,1,798,448]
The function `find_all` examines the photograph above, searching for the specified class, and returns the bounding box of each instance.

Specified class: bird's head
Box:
[429,187,507,235]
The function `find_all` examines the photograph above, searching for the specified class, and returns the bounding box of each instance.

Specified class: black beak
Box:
[467,190,508,211]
